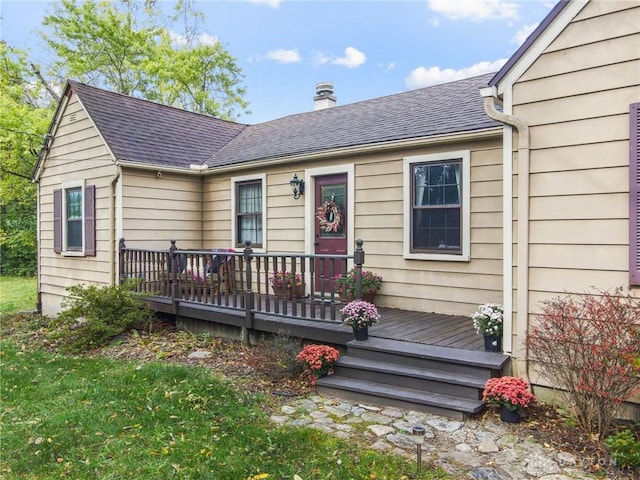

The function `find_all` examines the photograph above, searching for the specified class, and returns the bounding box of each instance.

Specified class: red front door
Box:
[314,174,348,293]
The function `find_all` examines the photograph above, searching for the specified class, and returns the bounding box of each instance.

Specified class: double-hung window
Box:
[53,181,96,256]
[65,187,83,250]
[232,174,266,249]
[403,151,470,261]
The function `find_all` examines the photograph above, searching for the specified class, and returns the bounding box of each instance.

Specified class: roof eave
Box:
[489,0,587,94]
[205,127,502,175]
[32,81,72,182]
[115,159,206,175]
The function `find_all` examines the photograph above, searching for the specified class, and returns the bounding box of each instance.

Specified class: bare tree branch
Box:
[31,63,60,102]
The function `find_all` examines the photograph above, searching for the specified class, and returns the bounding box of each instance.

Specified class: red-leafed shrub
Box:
[527,288,640,438]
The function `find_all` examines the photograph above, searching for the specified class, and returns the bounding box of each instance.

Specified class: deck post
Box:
[242,241,255,346]
[169,240,178,309]
[118,238,126,285]
[353,239,365,300]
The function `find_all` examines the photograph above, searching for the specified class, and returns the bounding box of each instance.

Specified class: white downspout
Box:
[480,86,530,381]
[35,180,42,313]
[110,166,122,285]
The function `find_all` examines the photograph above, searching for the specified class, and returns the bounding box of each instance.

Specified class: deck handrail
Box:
[118,238,365,342]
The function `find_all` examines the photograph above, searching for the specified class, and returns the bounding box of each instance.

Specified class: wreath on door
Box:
[316,199,343,233]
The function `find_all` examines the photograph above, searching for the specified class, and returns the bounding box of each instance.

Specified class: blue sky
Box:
[1,0,554,124]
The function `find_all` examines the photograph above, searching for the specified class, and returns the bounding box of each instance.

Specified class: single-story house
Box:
[33,0,639,415]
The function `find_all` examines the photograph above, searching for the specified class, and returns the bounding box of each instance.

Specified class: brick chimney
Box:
[314,82,336,110]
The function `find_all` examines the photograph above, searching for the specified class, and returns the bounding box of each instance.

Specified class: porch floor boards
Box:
[372,307,484,351]
[170,293,484,352]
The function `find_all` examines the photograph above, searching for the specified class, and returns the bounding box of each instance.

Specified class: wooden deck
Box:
[370,307,484,351]
[167,294,484,352]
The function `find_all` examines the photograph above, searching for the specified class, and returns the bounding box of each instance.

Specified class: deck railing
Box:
[118,238,365,325]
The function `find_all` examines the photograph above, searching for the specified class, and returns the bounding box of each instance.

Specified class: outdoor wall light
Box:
[290,173,305,199]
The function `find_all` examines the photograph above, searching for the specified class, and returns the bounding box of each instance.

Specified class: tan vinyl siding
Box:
[346,143,503,315]
[38,93,116,316]
[203,136,503,316]
[121,170,203,249]
[511,1,640,324]
[203,166,308,252]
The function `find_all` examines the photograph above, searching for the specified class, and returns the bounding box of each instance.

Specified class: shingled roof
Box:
[207,72,500,167]
[67,80,247,169]
[59,73,498,171]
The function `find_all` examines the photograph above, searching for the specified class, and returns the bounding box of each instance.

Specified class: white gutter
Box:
[116,128,501,176]
[114,160,205,175]
[480,86,530,381]
[207,128,502,175]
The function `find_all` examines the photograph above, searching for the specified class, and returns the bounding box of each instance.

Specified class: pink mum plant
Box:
[340,300,380,330]
[268,270,302,288]
[482,376,537,413]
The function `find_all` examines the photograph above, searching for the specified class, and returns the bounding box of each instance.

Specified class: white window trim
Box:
[61,179,85,256]
[230,173,267,252]
[403,150,471,262]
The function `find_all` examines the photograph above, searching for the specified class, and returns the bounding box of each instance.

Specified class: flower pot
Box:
[272,284,304,300]
[319,367,335,378]
[352,326,369,341]
[483,335,502,352]
[340,292,376,304]
[499,404,521,423]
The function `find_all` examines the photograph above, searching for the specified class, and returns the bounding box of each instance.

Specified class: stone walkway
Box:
[269,395,596,480]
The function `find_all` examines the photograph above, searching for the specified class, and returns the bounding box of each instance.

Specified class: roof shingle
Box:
[67,73,498,171]
[207,73,499,167]
[68,80,246,168]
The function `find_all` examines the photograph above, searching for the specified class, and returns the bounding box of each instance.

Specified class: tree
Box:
[40,0,248,119]
[0,43,53,275]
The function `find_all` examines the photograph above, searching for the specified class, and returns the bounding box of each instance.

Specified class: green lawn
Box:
[0,276,36,316]
[0,340,449,479]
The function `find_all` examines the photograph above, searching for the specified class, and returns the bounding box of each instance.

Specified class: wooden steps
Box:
[316,337,509,419]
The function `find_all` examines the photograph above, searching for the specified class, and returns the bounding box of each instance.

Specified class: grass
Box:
[0,339,450,480]
[0,276,36,316]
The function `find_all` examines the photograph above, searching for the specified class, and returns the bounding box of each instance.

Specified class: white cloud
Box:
[169,31,188,46]
[428,0,519,22]
[168,30,218,47]
[196,33,219,47]
[512,22,538,46]
[312,51,331,66]
[331,47,366,69]
[266,49,301,63]
[405,59,508,90]
[249,0,281,8]
[382,62,396,71]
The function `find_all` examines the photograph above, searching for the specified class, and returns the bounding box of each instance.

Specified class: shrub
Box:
[50,281,153,353]
[247,331,303,380]
[605,428,640,470]
[527,288,640,438]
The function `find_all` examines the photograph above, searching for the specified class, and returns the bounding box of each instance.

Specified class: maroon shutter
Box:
[53,189,62,253]
[84,185,96,256]
[630,103,640,286]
